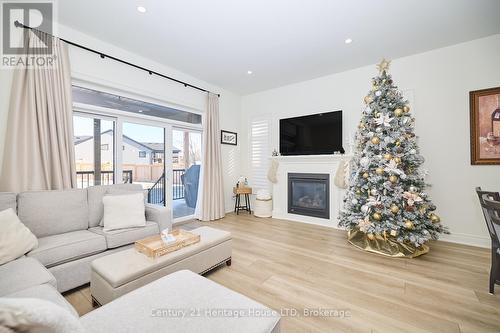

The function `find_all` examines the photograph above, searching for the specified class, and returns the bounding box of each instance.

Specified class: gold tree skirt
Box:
[347,227,429,258]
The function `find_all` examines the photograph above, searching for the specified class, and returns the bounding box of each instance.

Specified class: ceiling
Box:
[58,0,500,94]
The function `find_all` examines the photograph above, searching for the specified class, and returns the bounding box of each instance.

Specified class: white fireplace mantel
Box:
[270,154,351,228]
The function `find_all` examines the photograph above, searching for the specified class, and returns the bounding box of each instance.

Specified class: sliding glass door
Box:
[172,128,202,219]
[72,85,203,221]
[122,122,166,206]
[73,114,116,188]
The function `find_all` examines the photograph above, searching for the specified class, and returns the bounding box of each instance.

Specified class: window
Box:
[72,86,202,124]
[139,151,147,158]
[250,117,271,191]
[73,115,115,188]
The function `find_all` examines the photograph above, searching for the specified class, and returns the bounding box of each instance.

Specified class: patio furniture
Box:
[181,164,200,208]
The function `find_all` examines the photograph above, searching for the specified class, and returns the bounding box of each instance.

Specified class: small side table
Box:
[233,187,252,214]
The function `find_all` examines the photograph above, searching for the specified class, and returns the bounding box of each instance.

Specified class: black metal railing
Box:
[76,170,133,188]
[146,169,185,205]
[172,169,185,200]
[147,172,165,204]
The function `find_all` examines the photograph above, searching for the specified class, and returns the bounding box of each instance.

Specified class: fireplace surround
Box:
[288,173,330,219]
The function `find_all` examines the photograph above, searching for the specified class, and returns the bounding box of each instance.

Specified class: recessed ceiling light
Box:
[344,38,353,44]
[138,110,143,113]
[247,70,253,75]
[137,6,146,13]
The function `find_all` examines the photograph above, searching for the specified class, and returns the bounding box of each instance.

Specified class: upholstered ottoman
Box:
[90,227,232,305]
[82,270,280,333]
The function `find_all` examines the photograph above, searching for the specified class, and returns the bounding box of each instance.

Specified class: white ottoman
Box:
[90,227,232,305]
[254,198,272,218]
[81,270,281,333]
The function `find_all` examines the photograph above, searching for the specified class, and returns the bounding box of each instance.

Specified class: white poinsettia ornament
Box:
[384,159,404,176]
[403,191,423,206]
[374,113,393,127]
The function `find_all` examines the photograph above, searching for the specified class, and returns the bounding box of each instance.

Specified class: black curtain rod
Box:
[14,20,220,97]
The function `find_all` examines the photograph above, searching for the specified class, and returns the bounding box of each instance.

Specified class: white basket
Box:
[254,198,273,218]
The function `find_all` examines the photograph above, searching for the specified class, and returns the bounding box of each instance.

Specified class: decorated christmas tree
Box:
[339,59,447,258]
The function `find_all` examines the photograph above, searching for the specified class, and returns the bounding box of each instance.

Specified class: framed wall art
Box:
[221,130,237,145]
[470,87,500,165]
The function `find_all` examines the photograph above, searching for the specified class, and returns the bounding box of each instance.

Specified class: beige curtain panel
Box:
[0,31,76,192]
[196,93,225,221]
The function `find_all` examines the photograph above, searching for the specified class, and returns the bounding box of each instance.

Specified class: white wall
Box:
[0,24,241,213]
[241,34,500,247]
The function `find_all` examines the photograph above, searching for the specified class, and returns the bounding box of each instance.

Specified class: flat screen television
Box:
[280,111,343,156]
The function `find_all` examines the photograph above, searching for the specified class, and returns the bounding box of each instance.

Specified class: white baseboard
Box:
[439,232,490,248]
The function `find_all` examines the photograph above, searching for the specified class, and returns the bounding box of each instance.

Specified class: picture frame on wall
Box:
[470,87,500,165]
[221,130,237,145]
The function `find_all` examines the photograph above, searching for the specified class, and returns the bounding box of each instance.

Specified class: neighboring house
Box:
[74,130,180,168]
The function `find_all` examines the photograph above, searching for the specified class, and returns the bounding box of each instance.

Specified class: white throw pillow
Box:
[0,297,84,333]
[102,193,146,231]
[0,208,38,265]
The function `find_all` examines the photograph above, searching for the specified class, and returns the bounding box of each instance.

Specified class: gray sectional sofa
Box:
[0,184,281,332]
[0,183,170,293]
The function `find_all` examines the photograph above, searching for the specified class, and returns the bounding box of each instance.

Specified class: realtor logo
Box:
[1,1,55,67]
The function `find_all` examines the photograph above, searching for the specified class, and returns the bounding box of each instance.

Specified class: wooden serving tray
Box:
[135,229,200,258]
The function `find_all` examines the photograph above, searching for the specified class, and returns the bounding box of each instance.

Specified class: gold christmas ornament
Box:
[404,220,414,230]
[375,167,384,175]
[383,153,392,160]
[395,140,401,146]
[371,136,381,144]
[394,108,403,117]
[390,230,398,237]
[430,214,441,223]
[390,205,400,214]
[367,233,375,240]
[403,105,410,113]
[393,157,402,164]
[355,189,362,195]
[389,175,398,183]
[364,95,373,104]
[362,172,369,179]
[372,212,382,221]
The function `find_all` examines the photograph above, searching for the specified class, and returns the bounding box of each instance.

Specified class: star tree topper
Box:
[376,58,391,73]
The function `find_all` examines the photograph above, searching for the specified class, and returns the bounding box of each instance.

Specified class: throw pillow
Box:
[102,193,146,231]
[99,188,147,226]
[0,297,84,333]
[0,208,38,265]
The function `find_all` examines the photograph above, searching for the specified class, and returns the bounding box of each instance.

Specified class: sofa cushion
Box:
[27,230,107,268]
[80,270,280,333]
[0,208,38,265]
[0,257,56,296]
[0,297,84,333]
[87,184,144,228]
[0,192,16,212]
[7,284,78,317]
[17,189,88,238]
[89,221,159,249]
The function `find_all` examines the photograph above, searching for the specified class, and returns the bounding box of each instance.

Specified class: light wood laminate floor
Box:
[64,214,500,332]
